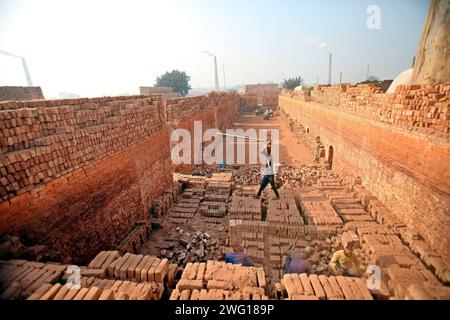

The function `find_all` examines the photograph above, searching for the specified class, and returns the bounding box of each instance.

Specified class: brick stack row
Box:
[0,95,165,201]
[170,260,268,300]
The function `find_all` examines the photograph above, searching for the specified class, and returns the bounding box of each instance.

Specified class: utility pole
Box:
[223,64,226,91]
[327,52,332,85]
[339,72,342,84]
[214,56,219,91]
[201,51,219,91]
[366,64,370,80]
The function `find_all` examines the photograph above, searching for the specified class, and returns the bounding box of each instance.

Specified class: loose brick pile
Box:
[281,273,373,300]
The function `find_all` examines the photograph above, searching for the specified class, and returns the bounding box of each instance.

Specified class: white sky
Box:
[0,0,428,98]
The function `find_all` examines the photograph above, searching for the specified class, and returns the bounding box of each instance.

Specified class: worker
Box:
[329,243,365,277]
[225,243,254,267]
[284,241,312,274]
[255,142,280,199]
[263,109,270,120]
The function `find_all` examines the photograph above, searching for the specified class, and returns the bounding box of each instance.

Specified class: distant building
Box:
[244,83,281,97]
[139,86,181,99]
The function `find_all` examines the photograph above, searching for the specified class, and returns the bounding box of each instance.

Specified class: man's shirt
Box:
[284,252,312,274]
[330,250,363,270]
[260,147,274,176]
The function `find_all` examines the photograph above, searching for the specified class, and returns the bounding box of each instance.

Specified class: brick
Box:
[39,283,63,300]
[309,274,326,300]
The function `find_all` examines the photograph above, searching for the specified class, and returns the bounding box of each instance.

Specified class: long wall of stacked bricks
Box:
[0,95,173,264]
[165,92,237,171]
[279,83,450,261]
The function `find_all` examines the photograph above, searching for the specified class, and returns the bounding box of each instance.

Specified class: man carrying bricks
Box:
[329,243,365,277]
[256,142,280,199]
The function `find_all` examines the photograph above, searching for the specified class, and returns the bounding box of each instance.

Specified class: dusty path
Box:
[233,113,314,166]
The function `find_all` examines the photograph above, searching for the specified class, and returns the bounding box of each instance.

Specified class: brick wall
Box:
[284,83,450,137]
[165,92,237,170]
[239,95,279,113]
[279,83,450,260]
[0,86,44,101]
[0,95,173,264]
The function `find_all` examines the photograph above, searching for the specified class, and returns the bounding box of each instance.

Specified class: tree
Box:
[155,70,191,97]
[282,76,304,90]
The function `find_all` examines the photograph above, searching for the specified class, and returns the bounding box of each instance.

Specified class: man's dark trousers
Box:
[257,175,279,197]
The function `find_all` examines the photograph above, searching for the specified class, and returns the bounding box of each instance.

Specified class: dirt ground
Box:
[141,113,315,263]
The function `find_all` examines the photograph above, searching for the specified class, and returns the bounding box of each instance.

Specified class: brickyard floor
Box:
[1,113,449,301]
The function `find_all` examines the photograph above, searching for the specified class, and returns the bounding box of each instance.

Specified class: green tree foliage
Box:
[155,70,192,97]
[282,76,304,90]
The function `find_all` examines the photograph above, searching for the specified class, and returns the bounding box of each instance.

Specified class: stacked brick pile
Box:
[281,273,373,300]
[332,188,450,299]
[165,92,237,124]
[168,187,204,224]
[152,182,183,218]
[297,191,343,226]
[229,219,337,241]
[87,251,171,284]
[170,260,268,300]
[266,190,304,225]
[353,185,449,284]
[174,173,208,189]
[200,173,232,219]
[287,83,450,136]
[165,96,207,123]
[27,280,164,300]
[229,196,262,220]
[0,95,164,200]
[116,221,151,254]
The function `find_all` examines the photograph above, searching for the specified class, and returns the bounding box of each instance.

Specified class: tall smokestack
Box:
[214,56,219,90]
[328,52,332,85]
[21,57,33,86]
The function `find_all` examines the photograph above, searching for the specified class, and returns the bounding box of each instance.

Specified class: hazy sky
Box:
[0,0,428,98]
